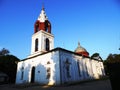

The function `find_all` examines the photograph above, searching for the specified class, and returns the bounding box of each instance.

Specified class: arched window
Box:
[45,21,51,33]
[65,59,71,78]
[45,38,50,51]
[21,67,24,80]
[47,61,51,64]
[46,67,51,79]
[77,61,81,77]
[35,38,38,52]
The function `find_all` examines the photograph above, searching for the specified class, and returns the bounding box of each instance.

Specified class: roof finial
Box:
[42,3,45,10]
[78,41,80,47]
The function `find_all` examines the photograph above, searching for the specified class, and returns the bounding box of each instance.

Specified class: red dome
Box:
[75,42,89,57]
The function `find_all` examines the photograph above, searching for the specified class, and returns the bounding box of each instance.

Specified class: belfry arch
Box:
[45,38,50,51]
[35,38,38,52]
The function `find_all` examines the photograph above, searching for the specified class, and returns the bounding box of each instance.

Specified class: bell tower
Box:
[30,7,54,57]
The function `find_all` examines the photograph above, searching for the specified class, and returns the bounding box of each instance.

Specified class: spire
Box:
[38,6,48,22]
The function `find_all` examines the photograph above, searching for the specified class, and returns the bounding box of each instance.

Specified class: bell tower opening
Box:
[35,24,39,33]
[45,21,51,33]
[35,38,38,52]
[45,38,50,51]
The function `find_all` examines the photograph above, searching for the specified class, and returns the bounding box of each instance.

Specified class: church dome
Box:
[74,42,89,57]
[75,44,87,52]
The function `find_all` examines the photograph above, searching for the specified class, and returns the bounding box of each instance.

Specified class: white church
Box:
[16,7,105,85]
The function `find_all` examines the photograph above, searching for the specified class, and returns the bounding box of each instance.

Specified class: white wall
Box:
[59,50,105,84]
[16,49,105,85]
[16,50,60,85]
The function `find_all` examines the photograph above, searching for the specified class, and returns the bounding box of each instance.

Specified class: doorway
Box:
[31,67,35,83]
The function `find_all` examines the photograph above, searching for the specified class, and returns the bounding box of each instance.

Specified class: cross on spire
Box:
[78,42,80,47]
[42,3,45,10]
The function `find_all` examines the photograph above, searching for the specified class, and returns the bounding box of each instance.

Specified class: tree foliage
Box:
[105,54,120,63]
[0,48,10,56]
[103,54,120,75]
[91,53,103,60]
[0,48,20,83]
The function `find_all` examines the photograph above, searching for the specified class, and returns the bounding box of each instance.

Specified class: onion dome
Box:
[75,42,89,57]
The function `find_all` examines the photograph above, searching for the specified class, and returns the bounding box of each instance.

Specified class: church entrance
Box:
[31,67,35,83]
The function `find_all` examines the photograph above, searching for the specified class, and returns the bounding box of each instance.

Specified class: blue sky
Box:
[0,0,120,60]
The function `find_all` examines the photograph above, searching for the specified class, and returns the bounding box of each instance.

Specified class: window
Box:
[46,61,51,79]
[65,59,71,78]
[35,38,38,51]
[85,63,89,76]
[47,61,50,64]
[46,67,51,79]
[21,71,24,80]
[21,67,24,80]
[45,38,50,51]
[77,61,81,77]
